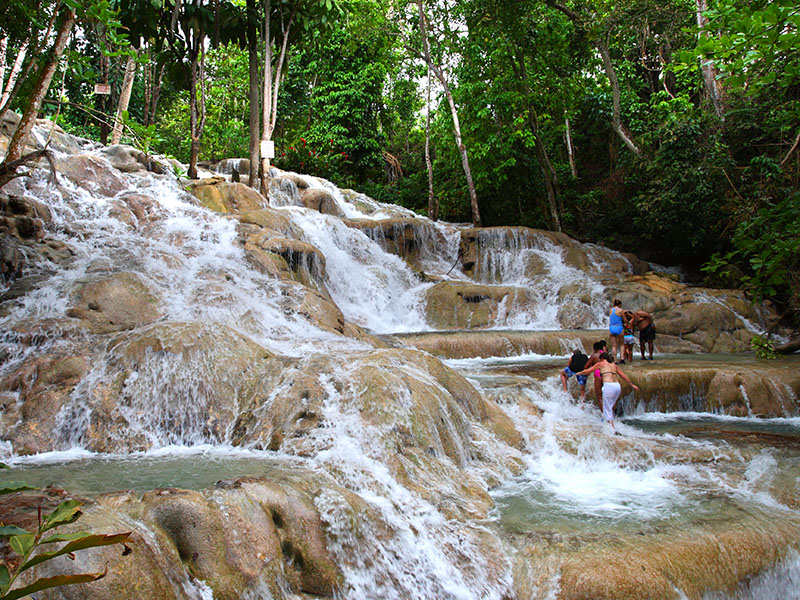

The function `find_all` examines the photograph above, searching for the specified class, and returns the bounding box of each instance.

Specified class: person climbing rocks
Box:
[561,349,589,400]
[582,340,607,410]
[608,299,626,363]
[576,352,639,431]
[627,309,656,360]
[623,310,636,363]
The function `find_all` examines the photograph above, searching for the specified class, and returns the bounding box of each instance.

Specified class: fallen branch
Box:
[0,148,56,189]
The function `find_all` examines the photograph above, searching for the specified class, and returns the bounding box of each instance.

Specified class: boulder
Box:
[344,218,447,267]
[300,188,343,217]
[101,144,168,174]
[188,180,266,214]
[66,272,161,334]
[109,193,161,229]
[56,154,127,197]
[424,281,536,330]
[274,172,309,190]
[236,207,301,238]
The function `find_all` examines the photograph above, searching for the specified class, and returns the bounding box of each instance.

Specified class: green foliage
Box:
[750,335,777,360]
[0,464,132,600]
[691,0,800,92]
[703,194,800,312]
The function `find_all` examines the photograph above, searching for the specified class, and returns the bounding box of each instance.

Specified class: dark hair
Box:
[613,299,622,307]
[600,352,612,362]
[593,340,607,351]
[573,349,584,356]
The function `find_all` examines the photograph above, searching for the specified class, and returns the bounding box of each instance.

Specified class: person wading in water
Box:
[576,352,639,432]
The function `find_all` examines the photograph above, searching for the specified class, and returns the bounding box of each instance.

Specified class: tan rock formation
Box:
[300,188,343,217]
[188,180,267,214]
[66,271,161,334]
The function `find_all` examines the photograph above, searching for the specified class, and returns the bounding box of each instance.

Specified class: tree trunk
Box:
[776,337,800,355]
[416,0,480,226]
[513,48,562,231]
[1,8,75,168]
[696,0,725,120]
[259,0,273,195]
[111,52,137,145]
[246,0,260,189]
[0,36,7,94]
[0,41,29,120]
[564,114,577,178]
[425,66,437,221]
[596,37,642,157]
[529,107,562,231]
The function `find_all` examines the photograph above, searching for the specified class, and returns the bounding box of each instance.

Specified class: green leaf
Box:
[42,500,83,532]
[0,564,9,588]
[0,462,9,469]
[0,525,31,537]
[40,531,95,544]
[0,481,37,495]
[9,533,35,557]
[20,532,132,572]
[1,569,109,600]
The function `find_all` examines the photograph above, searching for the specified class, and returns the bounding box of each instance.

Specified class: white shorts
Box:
[602,381,622,422]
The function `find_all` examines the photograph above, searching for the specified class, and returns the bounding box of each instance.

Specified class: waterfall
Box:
[1,130,799,599]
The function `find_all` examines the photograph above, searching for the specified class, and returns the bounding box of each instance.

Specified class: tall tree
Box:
[0,3,75,187]
[395,0,481,226]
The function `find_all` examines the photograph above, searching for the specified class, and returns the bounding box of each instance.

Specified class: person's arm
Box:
[576,361,600,376]
[616,367,640,391]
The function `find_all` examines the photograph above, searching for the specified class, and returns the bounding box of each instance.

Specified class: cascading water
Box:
[1,131,799,600]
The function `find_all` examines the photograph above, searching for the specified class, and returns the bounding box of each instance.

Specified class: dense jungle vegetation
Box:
[0,0,798,329]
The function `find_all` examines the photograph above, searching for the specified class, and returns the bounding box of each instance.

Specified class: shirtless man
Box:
[583,340,607,410]
[627,310,655,360]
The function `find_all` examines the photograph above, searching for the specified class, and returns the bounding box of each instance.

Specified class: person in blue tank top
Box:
[608,299,626,364]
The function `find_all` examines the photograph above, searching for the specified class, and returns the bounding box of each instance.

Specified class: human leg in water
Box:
[602,381,622,430]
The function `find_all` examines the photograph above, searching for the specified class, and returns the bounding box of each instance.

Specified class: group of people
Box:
[559,300,654,431]
[608,299,656,364]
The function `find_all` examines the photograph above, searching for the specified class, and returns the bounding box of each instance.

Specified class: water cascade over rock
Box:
[1,123,799,600]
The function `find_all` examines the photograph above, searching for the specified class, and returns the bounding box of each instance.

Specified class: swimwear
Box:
[609,309,624,336]
[593,369,602,379]
[640,323,656,343]
[563,367,588,386]
[602,381,622,422]
[624,334,636,345]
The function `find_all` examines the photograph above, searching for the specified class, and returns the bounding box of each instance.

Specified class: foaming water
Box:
[285,207,433,333]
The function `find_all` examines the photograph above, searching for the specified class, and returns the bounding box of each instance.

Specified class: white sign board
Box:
[94,83,111,95]
[260,140,275,159]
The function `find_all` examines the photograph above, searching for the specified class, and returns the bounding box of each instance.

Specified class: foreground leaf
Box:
[2,568,109,600]
[0,525,30,538]
[9,533,35,557]
[42,500,83,532]
[21,532,133,572]
[0,481,36,495]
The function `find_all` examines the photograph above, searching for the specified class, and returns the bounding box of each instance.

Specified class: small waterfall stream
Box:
[1,134,799,599]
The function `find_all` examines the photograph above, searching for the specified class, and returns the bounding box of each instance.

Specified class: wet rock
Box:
[236,207,302,238]
[56,154,127,197]
[425,281,536,330]
[275,172,309,190]
[109,193,161,229]
[300,188,343,217]
[101,144,168,174]
[0,352,91,454]
[67,272,161,334]
[242,228,327,289]
[188,180,266,214]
